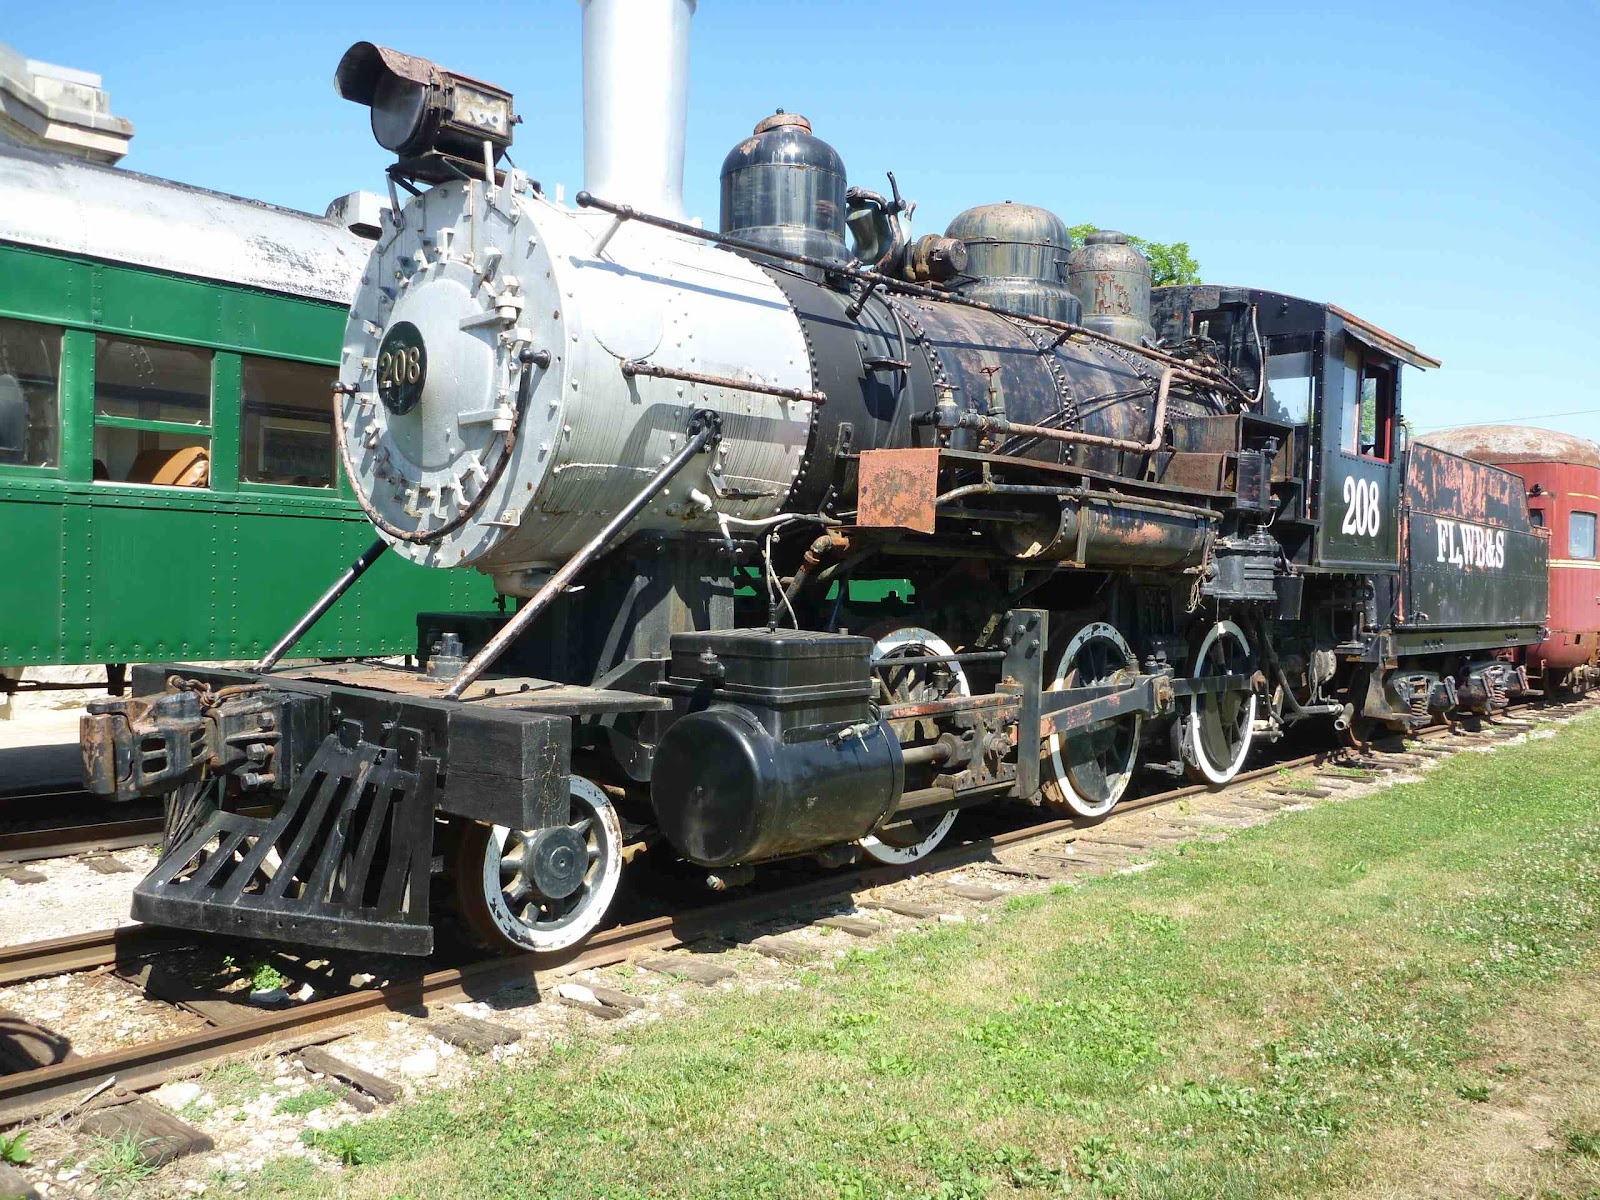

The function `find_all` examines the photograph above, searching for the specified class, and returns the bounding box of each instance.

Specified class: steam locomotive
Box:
[80,1,1550,957]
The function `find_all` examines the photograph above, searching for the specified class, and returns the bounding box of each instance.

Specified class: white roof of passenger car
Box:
[0,134,372,304]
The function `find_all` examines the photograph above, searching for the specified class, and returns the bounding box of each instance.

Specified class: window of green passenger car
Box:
[0,316,62,468]
[240,356,336,488]
[92,334,213,486]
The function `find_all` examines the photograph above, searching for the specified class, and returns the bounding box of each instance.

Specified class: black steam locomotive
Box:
[79,21,1548,957]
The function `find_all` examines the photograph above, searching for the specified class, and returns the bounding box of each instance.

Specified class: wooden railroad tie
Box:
[750,935,817,964]
[77,1097,213,1168]
[637,955,735,986]
[298,1046,401,1105]
[818,914,883,937]
[858,897,947,920]
[423,1008,523,1053]
[81,854,135,875]
[554,983,646,1020]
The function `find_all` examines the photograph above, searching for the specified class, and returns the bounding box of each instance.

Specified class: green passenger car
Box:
[0,137,493,677]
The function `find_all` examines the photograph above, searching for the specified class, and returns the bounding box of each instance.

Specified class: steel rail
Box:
[0,818,163,864]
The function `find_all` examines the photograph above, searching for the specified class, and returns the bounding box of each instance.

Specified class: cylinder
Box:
[580,0,696,219]
[1068,230,1155,345]
[720,112,848,277]
[944,201,1081,324]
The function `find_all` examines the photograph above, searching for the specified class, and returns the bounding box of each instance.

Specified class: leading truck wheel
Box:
[857,627,964,866]
[1183,620,1258,786]
[454,774,623,954]
[1041,622,1142,820]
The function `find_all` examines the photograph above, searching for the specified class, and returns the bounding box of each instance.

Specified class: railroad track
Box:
[0,815,164,864]
[5,699,1588,1131]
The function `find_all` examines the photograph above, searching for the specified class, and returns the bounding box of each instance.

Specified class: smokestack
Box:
[580,0,696,221]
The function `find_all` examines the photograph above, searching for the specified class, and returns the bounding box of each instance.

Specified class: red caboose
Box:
[1419,425,1600,695]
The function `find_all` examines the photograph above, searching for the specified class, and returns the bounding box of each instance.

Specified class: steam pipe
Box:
[574,191,1249,403]
[933,481,1219,520]
[919,365,1172,455]
[621,359,827,405]
[253,538,389,672]
[442,410,722,700]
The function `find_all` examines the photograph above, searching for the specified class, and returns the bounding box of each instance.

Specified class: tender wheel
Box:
[858,626,964,866]
[454,774,623,954]
[1183,620,1258,786]
[1041,621,1142,820]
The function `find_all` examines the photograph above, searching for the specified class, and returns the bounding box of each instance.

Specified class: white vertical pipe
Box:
[579,0,696,221]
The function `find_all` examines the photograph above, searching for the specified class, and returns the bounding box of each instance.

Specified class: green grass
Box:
[275,1085,339,1117]
[85,1135,157,1192]
[246,715,1600,1199]
[178,1059,267,1118]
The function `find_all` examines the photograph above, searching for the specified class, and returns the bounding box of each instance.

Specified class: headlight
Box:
[334,42,516,180]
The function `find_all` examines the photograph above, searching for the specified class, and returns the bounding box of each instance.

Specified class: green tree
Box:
[1067,223,1201,287]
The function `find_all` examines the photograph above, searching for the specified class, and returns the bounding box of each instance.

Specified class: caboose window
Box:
[1571,511,1597,560]
[241,356,336,488]
[92,335,213,487]
[0,316,62,468]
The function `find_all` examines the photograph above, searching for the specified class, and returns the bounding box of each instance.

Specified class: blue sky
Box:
[10,0,1599,440]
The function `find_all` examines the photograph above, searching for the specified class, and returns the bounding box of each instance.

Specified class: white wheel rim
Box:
[479,775,623,953]
[859,627,963,865]
[1046,621,1141,817]
[1185,620,1257,785]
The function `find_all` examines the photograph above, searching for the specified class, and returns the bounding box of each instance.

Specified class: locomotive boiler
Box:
[80,0,1552,958]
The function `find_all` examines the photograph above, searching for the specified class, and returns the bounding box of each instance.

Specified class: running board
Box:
[132,721,438,956]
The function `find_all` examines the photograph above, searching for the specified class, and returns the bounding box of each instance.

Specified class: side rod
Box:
[253,538,389,672]
[442,411,722,700]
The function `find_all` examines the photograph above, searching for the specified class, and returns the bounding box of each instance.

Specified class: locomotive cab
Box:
[1151,286,1438,573]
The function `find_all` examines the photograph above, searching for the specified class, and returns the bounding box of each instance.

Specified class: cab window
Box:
[1264,333,1315,426]
[1339,346,1395,462]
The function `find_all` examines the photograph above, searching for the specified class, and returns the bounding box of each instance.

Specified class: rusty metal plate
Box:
[857,448,940,533]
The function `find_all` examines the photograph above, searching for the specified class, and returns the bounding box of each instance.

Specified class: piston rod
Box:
[253,538,389,672]
[442,410,722,700]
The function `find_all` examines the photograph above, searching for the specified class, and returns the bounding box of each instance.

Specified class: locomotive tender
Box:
[1418,425,1600,697]
[80,0,1550,957]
